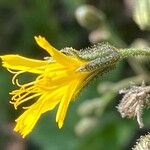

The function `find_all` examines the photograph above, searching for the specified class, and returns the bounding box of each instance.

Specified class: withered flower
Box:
[117,82,150,128]
[132,133,150,150]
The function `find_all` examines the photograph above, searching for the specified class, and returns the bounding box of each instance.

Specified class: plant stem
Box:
[119,48,150,58]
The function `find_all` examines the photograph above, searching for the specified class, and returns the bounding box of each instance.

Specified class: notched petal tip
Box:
[34,35,81,66]
[13,127,27,138]
[34,35,45,45]
[0,54,47,74]
[58,121,64,129]
[35,36,60,57]
[34,35,56,56]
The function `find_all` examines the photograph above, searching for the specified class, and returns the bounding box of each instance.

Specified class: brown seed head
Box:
[117,82,150,128]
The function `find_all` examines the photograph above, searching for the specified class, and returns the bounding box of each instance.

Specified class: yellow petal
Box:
[34,35,84,66]
[0,55,47,74]
[14,89,62,138]
[56,80,79,128]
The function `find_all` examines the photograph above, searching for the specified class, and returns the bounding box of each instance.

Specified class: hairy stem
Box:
[119,48,150,58]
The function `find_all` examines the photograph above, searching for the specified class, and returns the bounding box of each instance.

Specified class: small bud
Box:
[74,117,98,137]
[75,5,105,30]
[97,81,114,94]
[117,82,150,128]
[89,29,110,43]
[132,133,150,150]
[133,0,150,30]
[77,98,102,116]
[131,39,149,49]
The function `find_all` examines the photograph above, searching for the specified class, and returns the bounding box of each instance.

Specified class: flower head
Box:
[132,133,150,150]
[1,36,93,138]
[117,82,150,128]
[2,36,150,138]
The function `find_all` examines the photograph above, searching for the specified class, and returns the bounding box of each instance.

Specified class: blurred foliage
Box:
[0,0,150,150]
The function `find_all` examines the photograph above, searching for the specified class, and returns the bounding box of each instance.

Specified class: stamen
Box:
[12,93,41,108]
[22,106,31,109]
[12,71,25,85]
[7,68,20,74]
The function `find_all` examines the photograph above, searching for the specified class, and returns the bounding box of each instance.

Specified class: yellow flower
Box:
[1,36,93,138]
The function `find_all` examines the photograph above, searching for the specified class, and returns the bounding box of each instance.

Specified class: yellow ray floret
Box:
[0,36,92,138]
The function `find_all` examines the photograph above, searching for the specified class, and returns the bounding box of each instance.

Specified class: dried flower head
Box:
[132,133,150,150]
[117,82,150,128]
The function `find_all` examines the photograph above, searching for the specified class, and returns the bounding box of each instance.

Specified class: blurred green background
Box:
[0,0,150,150]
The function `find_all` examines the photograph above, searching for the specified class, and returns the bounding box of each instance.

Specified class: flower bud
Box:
[74,117,98,137]
[77,98,103,117]
[75,5,105,30]
[133,0,150,30]
[89,29,110,43]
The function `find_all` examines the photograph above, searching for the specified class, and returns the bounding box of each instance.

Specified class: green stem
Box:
[103,19,150,74]
[119,48,150,58]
